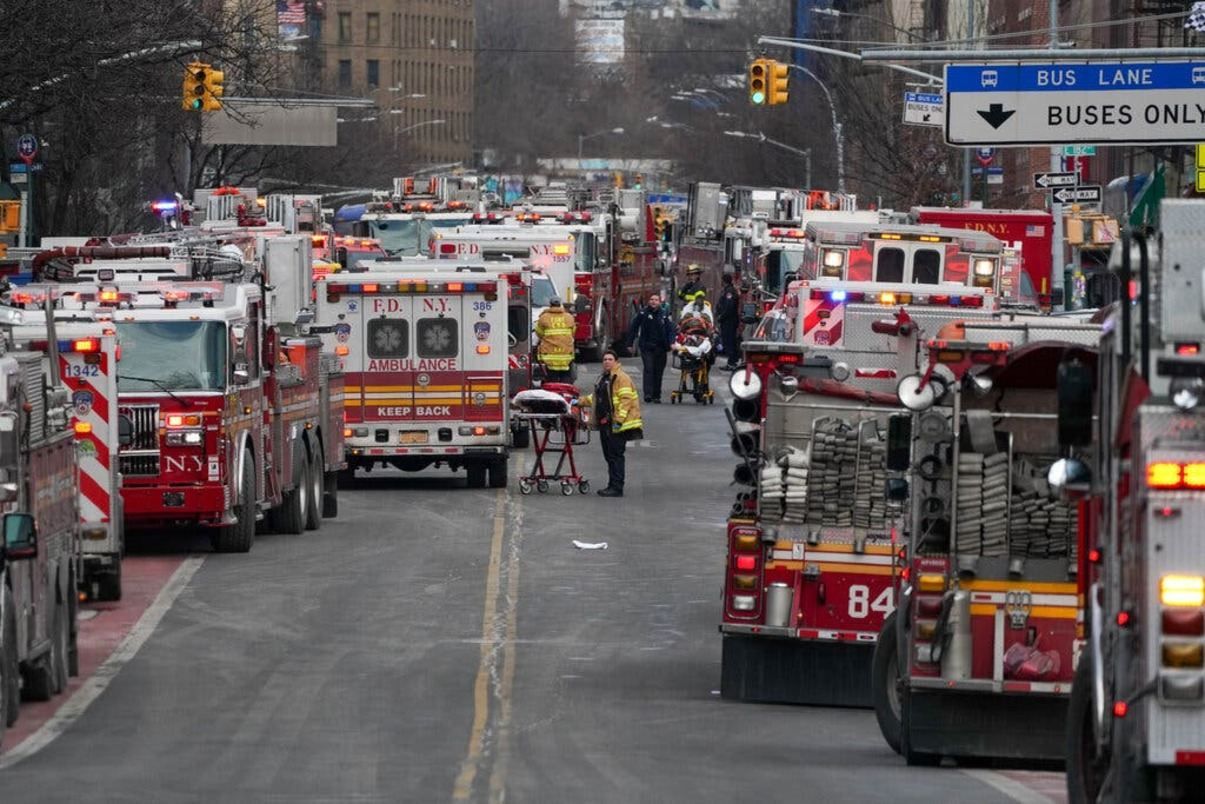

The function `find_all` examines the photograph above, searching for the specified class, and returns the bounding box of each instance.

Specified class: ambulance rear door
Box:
[359,287,416,432]
[456,282,507,431]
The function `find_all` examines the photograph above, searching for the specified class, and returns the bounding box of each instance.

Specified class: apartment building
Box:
[321,0,475,165]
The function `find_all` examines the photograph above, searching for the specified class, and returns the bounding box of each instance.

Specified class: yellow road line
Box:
[489,465,523,801]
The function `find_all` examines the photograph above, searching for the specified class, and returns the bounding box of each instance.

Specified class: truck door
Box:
[362,291,415,429]
[459,286,505,426]
[505,276,532,394]
[413,292,461,425]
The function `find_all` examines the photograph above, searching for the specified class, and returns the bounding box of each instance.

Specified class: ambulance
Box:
[315,269,510,488]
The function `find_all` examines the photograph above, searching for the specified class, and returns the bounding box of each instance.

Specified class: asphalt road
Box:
[1,363,1034,803]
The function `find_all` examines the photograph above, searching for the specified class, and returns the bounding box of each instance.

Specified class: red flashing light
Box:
[960,295,984,308]
[1116,611,1131,627]
[439,243,457,255]
[1175,342,1201,356]
[1088,548,1102,564]
[735,554,757,571]
[1113,701,1128,718]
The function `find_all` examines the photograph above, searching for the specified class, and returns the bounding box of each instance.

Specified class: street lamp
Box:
[723,130,812,187]
[395,118,446,151]
[785,64,845,193]
[810,7,920,43]
[577,127,625,161]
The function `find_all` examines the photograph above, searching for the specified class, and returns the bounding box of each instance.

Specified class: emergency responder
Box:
[678,264,706,305]
[715,273,741,370]
[627,292,675,403]
[534,296,576,382]
[586,349,643,497]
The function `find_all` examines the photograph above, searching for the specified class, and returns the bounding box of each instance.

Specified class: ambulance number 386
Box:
[472,301,493,312]
[848,585,894,619]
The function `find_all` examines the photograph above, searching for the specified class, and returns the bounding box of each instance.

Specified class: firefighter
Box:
[584,349,643,497]
[534,296,576,382]
[678,264,706,305]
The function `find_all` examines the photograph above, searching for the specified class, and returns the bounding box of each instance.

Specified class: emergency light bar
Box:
[1147,461,1205,491]
[808,289,986,308]
[27,338,102,354]
[324,280,497,295]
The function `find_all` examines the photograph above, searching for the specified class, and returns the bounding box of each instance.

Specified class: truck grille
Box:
[119,404,160,476]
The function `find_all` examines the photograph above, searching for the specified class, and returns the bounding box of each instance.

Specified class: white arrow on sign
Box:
[1033,172,1078,188]
[1051,185,1102,203]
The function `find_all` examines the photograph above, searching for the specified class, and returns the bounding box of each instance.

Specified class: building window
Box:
[338,60,352,88]
[367,59,380,87]
[338,12,352,43]
[366,12,380,44]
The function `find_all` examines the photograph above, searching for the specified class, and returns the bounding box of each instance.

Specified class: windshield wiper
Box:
[117,374,193,407]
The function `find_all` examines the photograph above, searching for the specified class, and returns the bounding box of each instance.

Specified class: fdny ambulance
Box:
[315,269,510,488]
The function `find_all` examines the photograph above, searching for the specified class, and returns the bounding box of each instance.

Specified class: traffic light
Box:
[749,59,767,105]
[202,66,225,111]
[653,206,666,240]
[767,60,790,106]
[182,62,224,112]
[0,200,19,233]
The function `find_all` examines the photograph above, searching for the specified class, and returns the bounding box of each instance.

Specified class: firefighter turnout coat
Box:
[585,364,643,436]
[535,306,576,372]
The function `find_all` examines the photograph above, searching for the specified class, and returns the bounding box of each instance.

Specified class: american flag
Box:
[1187,2,1205,33]
[1026,225,1045,237]
[277,1,306,25]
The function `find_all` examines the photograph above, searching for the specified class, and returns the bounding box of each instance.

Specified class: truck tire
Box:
[466,463,487,489]
[322,471,339,518]
[95,559,122,603]
[304,444,323,531]
[3,587,18,727]
[67,568,80,677]
[212,451,256,553]
[872,611,903,755]
[276,447,307,535]
[49,596,69,695]
[1066,653,1107,804]
[488,457,508,489]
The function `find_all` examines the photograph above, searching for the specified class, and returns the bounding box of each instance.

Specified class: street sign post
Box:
[945,60,1205,146]
[1062,145,1097,156]
[903,91,944,127]
[16,133,37,166]
[1051,185,1102,204]
[1033,171,1078,189]
[971,166,1005,185]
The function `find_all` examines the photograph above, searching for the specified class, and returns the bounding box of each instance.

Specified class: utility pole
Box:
[1049,0,1065,309]
[961,0,974,207]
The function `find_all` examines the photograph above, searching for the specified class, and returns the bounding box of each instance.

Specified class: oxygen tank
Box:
[941,588,973,681]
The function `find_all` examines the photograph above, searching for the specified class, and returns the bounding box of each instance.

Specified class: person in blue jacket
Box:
[626,292,676,403]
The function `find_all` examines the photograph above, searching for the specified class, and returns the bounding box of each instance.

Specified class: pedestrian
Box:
[586,349,643,497]
[534,296,576,383]
[627,292,675,403]
[715,273,741,370]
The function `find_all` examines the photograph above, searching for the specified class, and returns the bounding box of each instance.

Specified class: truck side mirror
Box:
[233,363,251,385]
[1047,457,1092,502]
[740,301,759,325]
[886,414,912,471]
[574,295,591,314]
[3,512,37,560]
[1056,357,1093,447]
[336,247,349,270]
[0,414,16,487]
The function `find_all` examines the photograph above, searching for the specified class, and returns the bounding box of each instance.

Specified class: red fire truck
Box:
[872,318,1100,765]
[23,240,346,553]
[0,329,80,742]
[315,269,510,488]
[7,311,124,600]
[719,221,1006,706]
[1065,201,1205,802]
[911,207,1054,307]
[310,234,388,273]
[351,176,478,257]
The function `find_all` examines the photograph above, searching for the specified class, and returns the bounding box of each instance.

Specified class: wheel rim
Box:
[298,460,310,523]
[886,653,901,721]
[1075,691,1108,798]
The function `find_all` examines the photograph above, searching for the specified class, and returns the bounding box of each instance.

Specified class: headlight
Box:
[165,430,204,446]
[973,258,996,277]
[821,249,845,277]
[1171,377,1204,411]
[729,370,763,401]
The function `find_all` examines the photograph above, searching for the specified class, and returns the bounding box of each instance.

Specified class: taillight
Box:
[439,242,457,255]
[1162,575,1205,608]
[735,554,757,571]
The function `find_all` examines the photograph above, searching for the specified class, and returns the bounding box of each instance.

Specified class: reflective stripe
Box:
[542,327,574,336]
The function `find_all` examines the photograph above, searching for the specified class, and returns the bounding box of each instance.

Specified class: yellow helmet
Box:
[686,264,702,276]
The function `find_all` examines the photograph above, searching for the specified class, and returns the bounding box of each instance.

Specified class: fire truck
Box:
[310,234,388,273]
[315,268,510,488]
[719,221,1007,706]
[350,176,478,257]
[871,316,1100,765]
[0,321,80,744]
[5,310,123,600]
[23,238,346,552]
[1064,200,1205,801]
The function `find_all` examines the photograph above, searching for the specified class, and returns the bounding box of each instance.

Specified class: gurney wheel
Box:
[708,394,715,405]
[561,481,575,496]
[578,480,590,494]
[519,480,533,495]
[537,479,549,494]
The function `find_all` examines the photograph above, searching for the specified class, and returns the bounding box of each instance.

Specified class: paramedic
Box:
[534,296,576,382]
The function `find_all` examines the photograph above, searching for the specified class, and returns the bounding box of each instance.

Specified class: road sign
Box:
[1051,185,1102,204]
[903,92,943,127]
[971,166,1005,185]
[1033,171,1078,189]
[975,147,996,166]
[8,161,44,174]
[16,133,37,166]
[945,60,1205,146]
[1062,145,1097,156]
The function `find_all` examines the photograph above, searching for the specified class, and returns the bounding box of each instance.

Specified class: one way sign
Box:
[1033,171,1078,189]
[1051,185,1102,204]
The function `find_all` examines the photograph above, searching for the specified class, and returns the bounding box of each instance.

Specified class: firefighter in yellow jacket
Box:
[582,349,643,497]
[534,296,576,382]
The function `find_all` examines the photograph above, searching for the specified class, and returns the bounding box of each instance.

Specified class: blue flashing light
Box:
[464,283,477,291]
[151,200,178,214]
[830,290,847,302]
[349,284,362,293]
[950,296,962,305]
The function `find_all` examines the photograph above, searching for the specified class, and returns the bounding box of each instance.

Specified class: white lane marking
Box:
[0,556,205,769]
[960,769,1060,804]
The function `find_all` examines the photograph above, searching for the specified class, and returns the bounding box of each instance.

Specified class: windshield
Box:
[369,217,472,256]
[531,275,557,308]
[116,321,227,392]
[765,249,804,295]
[753,310,792,343]
[345,249,387,271]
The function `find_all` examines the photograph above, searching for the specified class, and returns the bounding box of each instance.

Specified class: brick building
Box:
[319,0,475,165]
